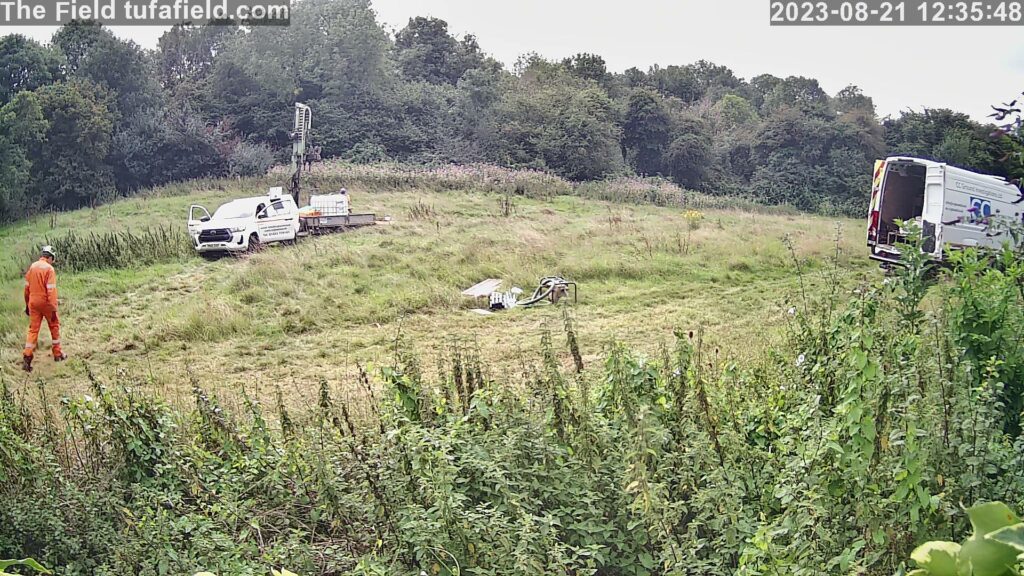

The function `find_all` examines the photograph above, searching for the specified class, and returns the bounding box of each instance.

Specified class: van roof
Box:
[883,156,1010,183]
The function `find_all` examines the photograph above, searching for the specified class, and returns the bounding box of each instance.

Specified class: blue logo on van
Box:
[968,197,992,222]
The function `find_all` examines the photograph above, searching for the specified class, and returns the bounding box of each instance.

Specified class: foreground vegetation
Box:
[2,234,1023,574]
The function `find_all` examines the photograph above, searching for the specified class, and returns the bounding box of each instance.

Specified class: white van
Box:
[187,188,300,254]
[866,156,1024,264]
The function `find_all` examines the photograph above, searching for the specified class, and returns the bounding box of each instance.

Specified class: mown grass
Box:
[0,167,877,411]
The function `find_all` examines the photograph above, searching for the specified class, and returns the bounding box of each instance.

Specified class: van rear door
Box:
[867,159,885,245]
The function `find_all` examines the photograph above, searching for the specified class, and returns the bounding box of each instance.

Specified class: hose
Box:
[518,276,568,307]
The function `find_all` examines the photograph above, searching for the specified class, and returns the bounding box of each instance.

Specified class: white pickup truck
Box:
[867,156,1024,264]
[187,188,300,254]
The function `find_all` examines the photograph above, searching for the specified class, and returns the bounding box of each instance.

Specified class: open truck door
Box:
[187,205,211,242]
[255,199,298,243]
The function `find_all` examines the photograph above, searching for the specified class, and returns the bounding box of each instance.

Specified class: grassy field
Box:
[0,169,877,411]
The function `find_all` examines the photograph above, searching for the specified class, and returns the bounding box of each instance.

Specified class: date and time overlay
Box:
[771,0,1024,24]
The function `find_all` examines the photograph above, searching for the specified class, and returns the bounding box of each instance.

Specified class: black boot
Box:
[21,356,32,373]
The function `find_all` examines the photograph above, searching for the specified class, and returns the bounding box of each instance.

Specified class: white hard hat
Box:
[41,245,55,258]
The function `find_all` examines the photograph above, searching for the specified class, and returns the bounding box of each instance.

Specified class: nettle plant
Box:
[908,502,1024,576]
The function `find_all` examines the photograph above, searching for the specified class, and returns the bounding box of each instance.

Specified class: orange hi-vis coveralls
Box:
[23,257,63,359]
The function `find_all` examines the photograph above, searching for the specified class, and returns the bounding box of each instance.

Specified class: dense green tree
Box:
[51,20,105,74]
[750,108,862,210]
[712,94,759,131]
[0,35,62,105]
[29,81,115,209]
[111,105,229,191]
[157,22,239,106]
[0,91,47,219]
[762,76,831,118]
[622,66,646,88]
[647,64,702,103]
[394,16,483,85]
[834,85,875,114]
[207,0,393,155]
[750,150,816,207]
[54,23,161,120]
[752,108,831,165]
[884,109,1009,174]
[482,68,623,180]
[665,125,713,189]
[562,53,609,84]
[748,74,782,110]
[690,60,744,101]
[622,88,674,175]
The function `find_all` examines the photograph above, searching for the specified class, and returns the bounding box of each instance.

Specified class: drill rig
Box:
[286,102,380,234]
[288,102,312,205]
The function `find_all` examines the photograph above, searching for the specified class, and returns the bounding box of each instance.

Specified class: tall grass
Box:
[23,226,194,273]
[574,176,799,214]
[282,161,573,199]
[285,161,795,213]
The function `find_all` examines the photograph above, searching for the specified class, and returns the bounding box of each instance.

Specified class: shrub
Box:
[227,142,275,178]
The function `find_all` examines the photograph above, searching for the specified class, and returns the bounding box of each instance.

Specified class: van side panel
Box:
[939,168,1023,253]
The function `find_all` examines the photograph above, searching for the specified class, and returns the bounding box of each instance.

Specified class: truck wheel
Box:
[248,234,262,253]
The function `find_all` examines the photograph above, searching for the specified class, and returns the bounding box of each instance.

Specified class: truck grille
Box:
[198,229,232,243]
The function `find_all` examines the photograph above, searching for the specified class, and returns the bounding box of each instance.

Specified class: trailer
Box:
[866,156,1024,264]
[298,212,377,235]
[297,191,379,236]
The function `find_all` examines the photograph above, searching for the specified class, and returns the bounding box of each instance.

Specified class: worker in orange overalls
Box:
[22,245,66,372]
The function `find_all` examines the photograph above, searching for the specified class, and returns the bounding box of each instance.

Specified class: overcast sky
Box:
[3,0,1022,122]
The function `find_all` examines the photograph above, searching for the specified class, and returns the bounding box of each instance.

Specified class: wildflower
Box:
[672,368,682,378]
[796,353,806,367]
[787,307,796,316]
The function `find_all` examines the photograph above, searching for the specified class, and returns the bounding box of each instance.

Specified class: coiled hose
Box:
[518,276,572,307]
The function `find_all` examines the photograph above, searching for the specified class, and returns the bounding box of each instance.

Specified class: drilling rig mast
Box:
[288,103,312,205]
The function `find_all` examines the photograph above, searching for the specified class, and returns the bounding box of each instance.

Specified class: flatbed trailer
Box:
[298,212,377,236]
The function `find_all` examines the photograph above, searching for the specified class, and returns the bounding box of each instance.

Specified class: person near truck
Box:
[22,245,66,372]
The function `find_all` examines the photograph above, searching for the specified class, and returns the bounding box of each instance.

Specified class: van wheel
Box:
[248,234,262,253]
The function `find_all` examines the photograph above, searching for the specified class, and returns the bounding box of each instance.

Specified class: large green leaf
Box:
[968,503,1020,535]
[987,524,1024,552]
[911,541,961,576]
[0,558,51,575]
[957,503,1022,576]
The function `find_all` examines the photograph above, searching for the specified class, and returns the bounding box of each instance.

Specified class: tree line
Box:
[1,0,1021,221]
